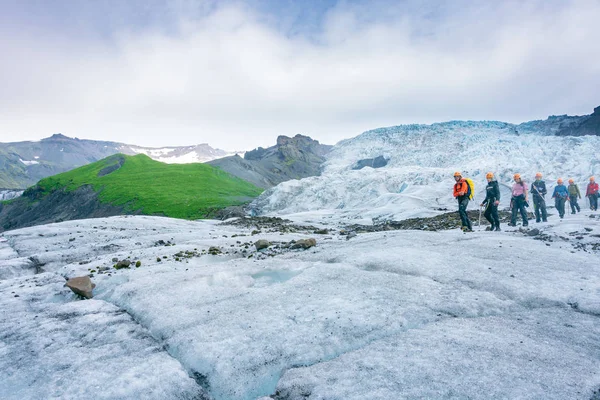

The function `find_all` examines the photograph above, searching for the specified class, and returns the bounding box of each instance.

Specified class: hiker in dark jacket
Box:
[509,173,528,227]
[552,178,569,219]
[453,171,473,232]
[480,172,501,231]
[567,179,581,214]
[530,172,548,222]
[586,176,599,211]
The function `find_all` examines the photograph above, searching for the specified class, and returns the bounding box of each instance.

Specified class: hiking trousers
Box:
[589,194,599,211]
[555,197,567,218]
[533,196,547,222]
[458,198,472,229]
[570,196,581,213]
[511,196,528,226]
[484,202,500,228]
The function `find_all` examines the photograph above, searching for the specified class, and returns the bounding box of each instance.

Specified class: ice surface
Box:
[1,214,599,399]
[0,272,206,400]
[252,121,600,222]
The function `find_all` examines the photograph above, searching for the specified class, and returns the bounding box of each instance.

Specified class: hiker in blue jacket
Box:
[552,178,570,219]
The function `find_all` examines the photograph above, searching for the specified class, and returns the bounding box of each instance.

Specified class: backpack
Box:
[465,178,475,200]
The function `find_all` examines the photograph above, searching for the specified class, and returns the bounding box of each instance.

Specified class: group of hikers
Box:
[453,172,600,232]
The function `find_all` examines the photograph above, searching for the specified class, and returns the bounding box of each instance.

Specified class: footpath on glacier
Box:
[0,212,599,400]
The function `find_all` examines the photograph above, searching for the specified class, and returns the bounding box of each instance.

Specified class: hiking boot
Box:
[535,219,541,223]
[507,223,516,227]
[542,219,547,222]
[494,226,501,231]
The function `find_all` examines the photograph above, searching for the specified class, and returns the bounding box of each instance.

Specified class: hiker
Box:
[552,178,569,219]
[586,176,599,211]
[530,172,548,222]
[567,179,581,214]
[480,172,501,231]
[453,171,473,232]
[509,173,528,227]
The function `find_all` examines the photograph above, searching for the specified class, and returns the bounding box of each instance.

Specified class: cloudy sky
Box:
[1,0,599,150]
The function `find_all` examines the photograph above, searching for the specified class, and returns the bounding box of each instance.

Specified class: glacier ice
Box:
[252,121,600,221]
[1,215,599,399]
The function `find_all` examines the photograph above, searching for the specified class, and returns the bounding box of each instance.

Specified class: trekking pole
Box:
[478,206,482,228]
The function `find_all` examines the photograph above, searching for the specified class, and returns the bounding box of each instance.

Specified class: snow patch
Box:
[19,158,39,166]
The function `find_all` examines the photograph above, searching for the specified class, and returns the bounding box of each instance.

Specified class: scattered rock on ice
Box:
[65,276,96,299]
[523,228,540,236]
[291,238,317,249]
[209,246,222,255]
[115,260,131,269]
[255,239,271,250]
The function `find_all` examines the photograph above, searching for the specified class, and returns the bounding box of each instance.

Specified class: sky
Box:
[0,0,599,150]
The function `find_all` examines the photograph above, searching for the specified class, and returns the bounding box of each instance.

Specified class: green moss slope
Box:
[34,154,264,219]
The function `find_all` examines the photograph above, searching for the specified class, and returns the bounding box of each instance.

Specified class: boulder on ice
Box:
[65,276,96,299]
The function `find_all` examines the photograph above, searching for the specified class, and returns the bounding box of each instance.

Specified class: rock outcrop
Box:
[209,135,332,189]
[555,105,600,136]
[352,155,388,170]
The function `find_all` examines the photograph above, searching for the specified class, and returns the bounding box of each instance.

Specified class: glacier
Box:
[0,214,599,399]
[252,121,600,222]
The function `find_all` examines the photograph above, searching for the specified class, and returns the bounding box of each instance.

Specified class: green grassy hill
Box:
[32,153,264,219]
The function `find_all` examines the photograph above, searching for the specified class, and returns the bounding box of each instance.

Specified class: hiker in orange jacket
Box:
[453,172,473,232]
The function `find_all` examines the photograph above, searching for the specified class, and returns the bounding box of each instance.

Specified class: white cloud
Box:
[0,0,599,150]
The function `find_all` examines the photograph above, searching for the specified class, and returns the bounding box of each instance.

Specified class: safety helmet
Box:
[591,176,596,181]
[557,178,563,184]
[513,173,521,180]
[486,172,494,179]
[453,171,461,177]
[568,178,574,184]
[535,172,542,178]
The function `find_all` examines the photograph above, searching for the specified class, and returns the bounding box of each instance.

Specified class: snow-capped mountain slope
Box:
[127,144,240,164]
[253,119,600,222]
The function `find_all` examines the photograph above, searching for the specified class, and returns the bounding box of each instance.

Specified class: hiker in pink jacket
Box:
[509,173,529,226]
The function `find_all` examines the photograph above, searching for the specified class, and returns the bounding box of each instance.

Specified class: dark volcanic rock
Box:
[0,185,136,233]
[97,154,125,177]
[555,106,600,136]
[346,210,521,233]
[352,155,388,170]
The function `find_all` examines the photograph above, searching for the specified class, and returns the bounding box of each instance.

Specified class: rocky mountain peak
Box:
[594,105,600,115]
[43,133,72,141]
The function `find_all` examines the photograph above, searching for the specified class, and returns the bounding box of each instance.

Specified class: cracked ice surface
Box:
[1,215,599,399]
[0,273,207,400]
